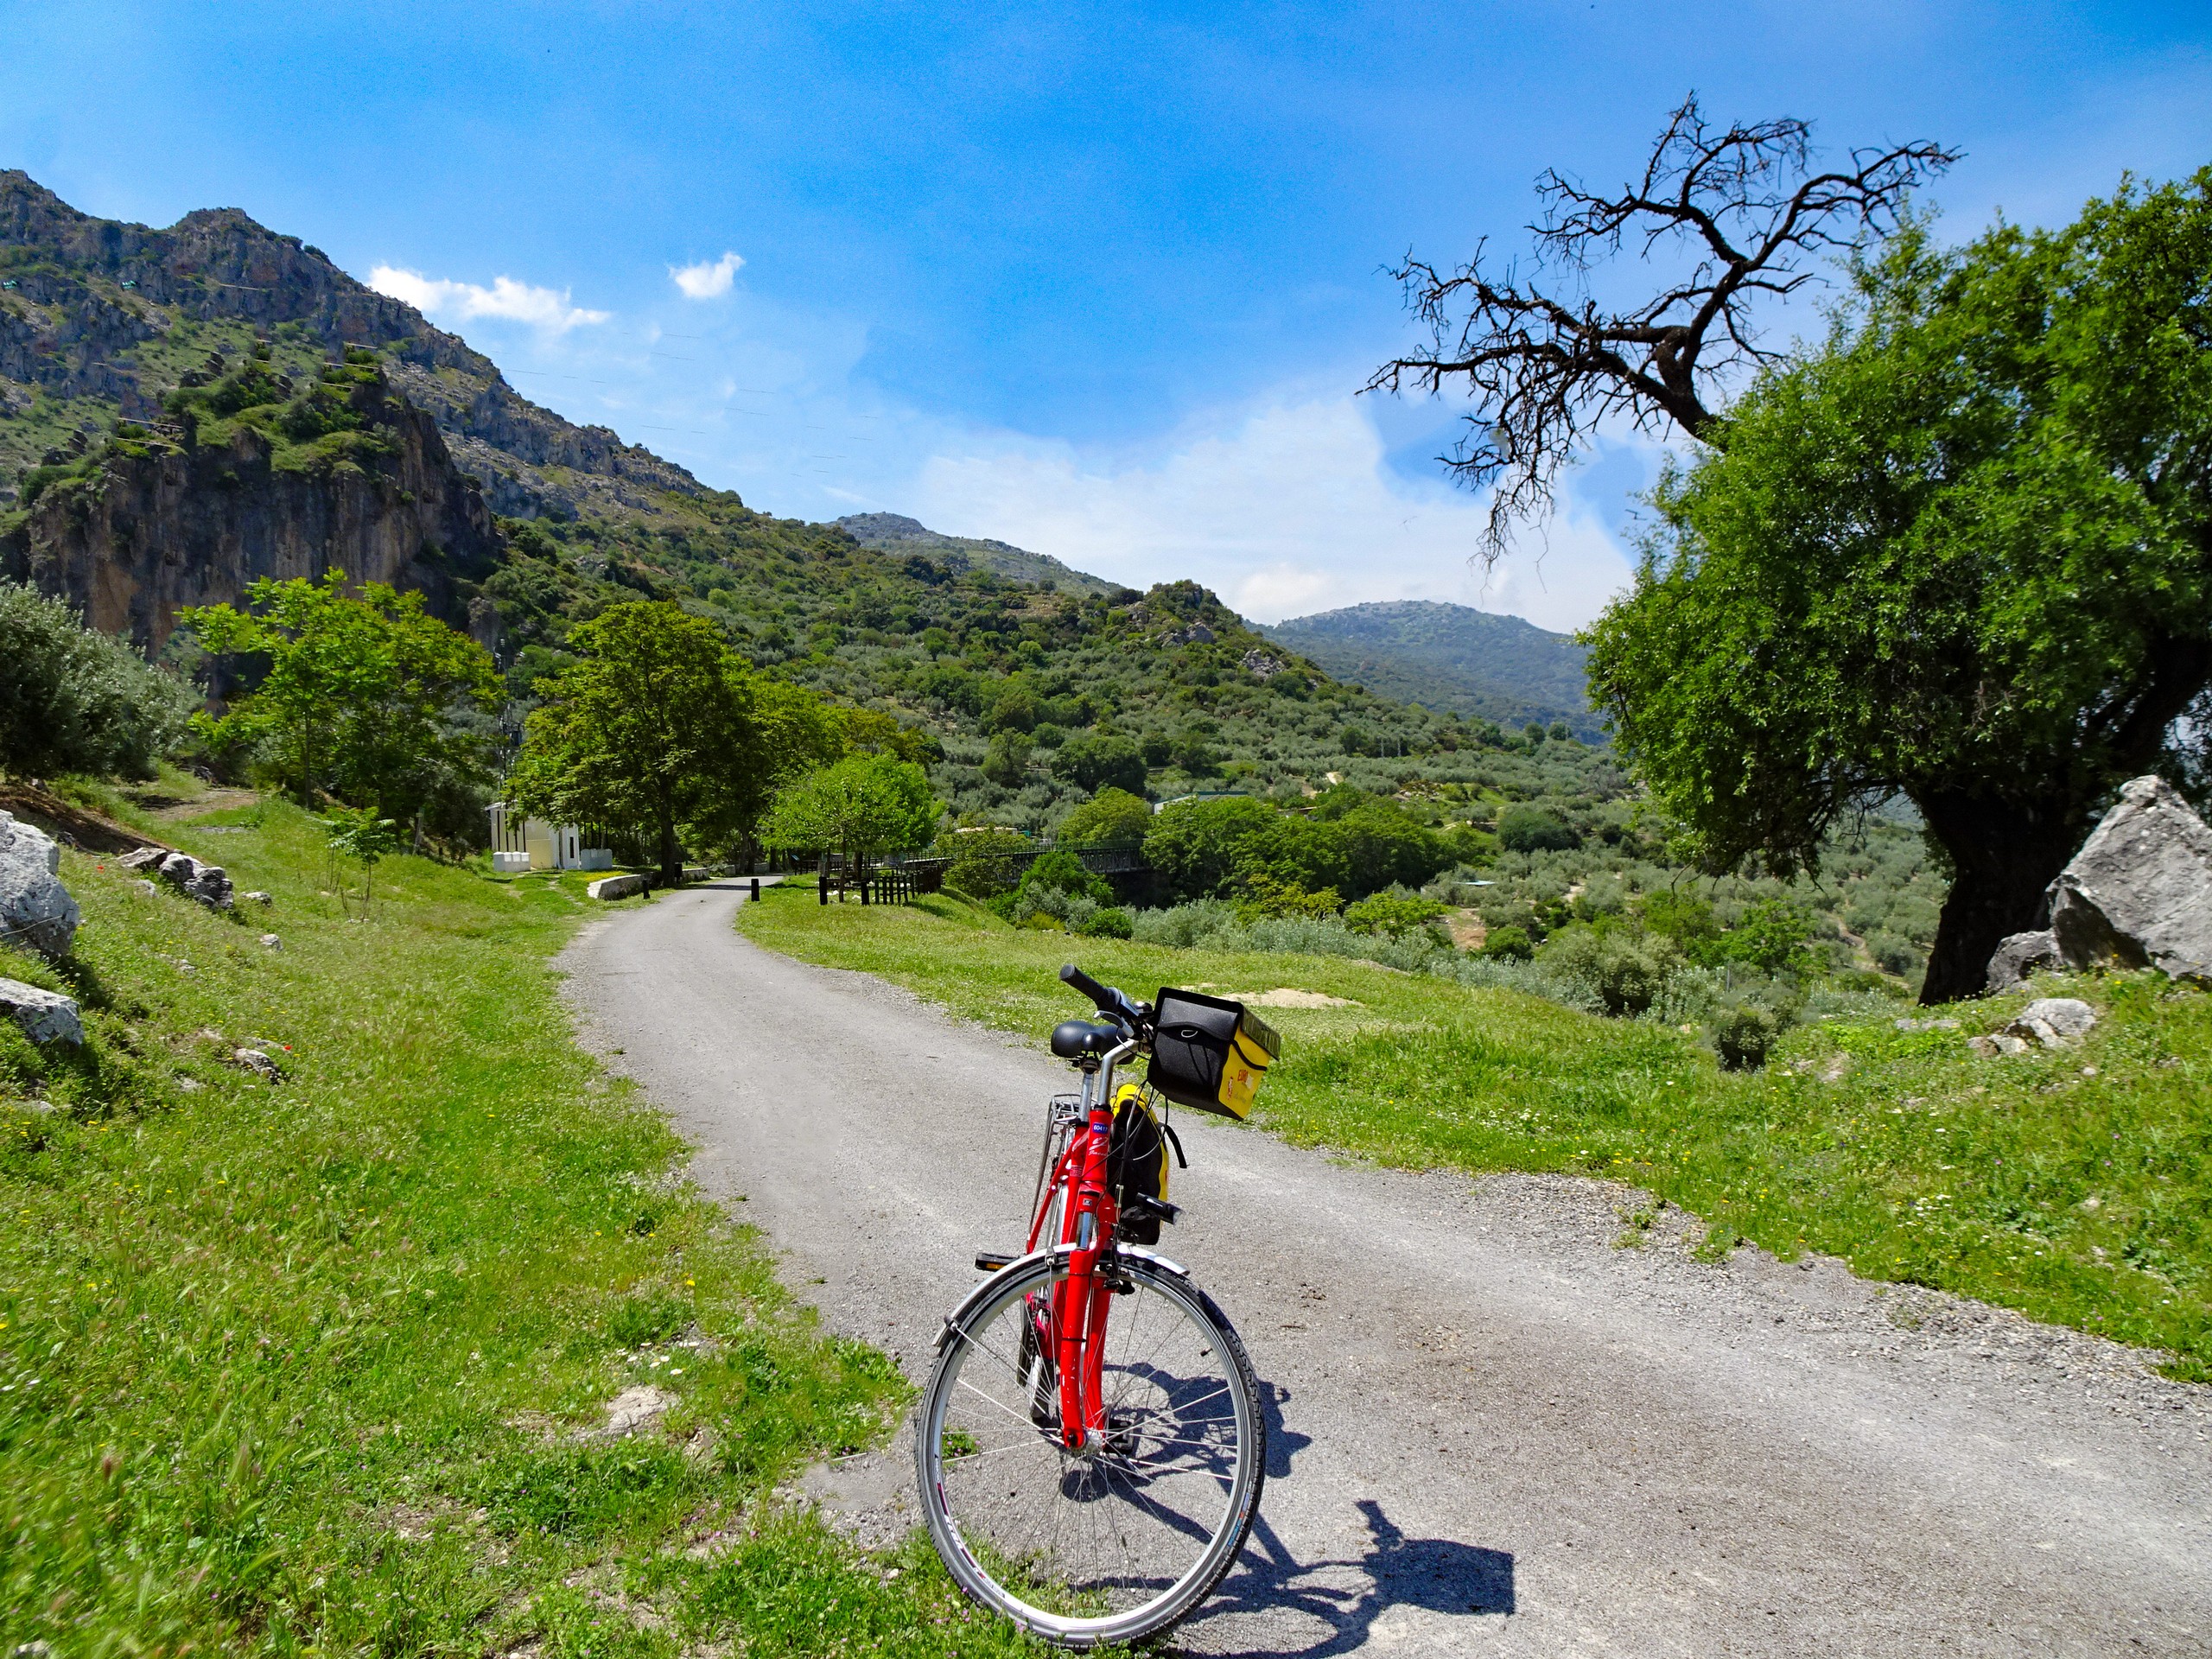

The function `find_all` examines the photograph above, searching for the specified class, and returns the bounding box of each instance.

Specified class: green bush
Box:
[1713,1001,1783,1070]
[1077,906,1134,938]
[1497,803,1580,852]
[1343,892,1448,937]
[1539,925,1683,1018]
[1480,924,1535,962]
[0,580,194,779]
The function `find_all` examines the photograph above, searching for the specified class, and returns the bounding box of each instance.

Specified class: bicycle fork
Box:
[1052,1104,1116,1450]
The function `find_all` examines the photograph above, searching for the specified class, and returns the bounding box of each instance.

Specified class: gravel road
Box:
[559,881,2212,1656]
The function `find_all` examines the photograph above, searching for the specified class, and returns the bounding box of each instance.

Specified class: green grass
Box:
[0,800,1055,1654]
[741,883,2212,1381]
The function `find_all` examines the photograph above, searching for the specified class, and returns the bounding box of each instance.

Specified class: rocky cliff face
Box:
[0,367,500,654]
[0,170,702,522]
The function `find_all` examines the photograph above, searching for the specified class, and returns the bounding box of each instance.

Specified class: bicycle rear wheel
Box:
[916,1251,1264,1649]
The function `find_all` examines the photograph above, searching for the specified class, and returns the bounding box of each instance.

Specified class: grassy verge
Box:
[1,800,1049,1655]
[741,884,2211,1380]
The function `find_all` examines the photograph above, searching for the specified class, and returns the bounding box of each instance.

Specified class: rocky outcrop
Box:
[0,810,79,957]
[1,169,704,523]
[0,978,81,1046]
[122,846,233,910]
[2045,776,2212,983]
[1,367,499,654]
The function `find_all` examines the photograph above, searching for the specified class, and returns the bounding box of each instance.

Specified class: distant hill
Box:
[836,513,1119,598]
[1265,601,1599,739]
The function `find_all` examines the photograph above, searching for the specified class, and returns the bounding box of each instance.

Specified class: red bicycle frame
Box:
[1024,1096,1120,1450]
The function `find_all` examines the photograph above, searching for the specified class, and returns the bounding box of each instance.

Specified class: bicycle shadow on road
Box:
[1173,1386,1514,1656]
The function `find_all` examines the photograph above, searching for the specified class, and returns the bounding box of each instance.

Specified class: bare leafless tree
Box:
[1365,95,1959,555]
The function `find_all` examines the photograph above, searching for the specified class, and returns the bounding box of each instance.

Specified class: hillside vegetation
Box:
[0,797,1048,1655]
[1265,600,1596,738]
[739,885,2211,1382]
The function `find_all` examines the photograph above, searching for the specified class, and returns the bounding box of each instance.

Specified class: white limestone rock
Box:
[2047,776,2212,982]
[0,977,83,1046]
[0,811,79,958]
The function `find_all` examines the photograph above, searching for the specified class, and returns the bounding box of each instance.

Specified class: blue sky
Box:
[6,2,2209,627]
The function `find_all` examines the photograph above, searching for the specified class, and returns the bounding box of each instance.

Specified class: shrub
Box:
[1497,803,1580,853]
[1232,872,1342,923]
[1343,892,1447,938]
[1713,1002,1783,1070]
[1642,888,1726,963]
[1479,924,1535,962]
[1077,906,1134,938]
[1539,925,1683,1018]
[0,581,194,779]
[1018,848,1113,906]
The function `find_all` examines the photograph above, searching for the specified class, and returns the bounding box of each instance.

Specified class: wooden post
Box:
[817,853,828,905]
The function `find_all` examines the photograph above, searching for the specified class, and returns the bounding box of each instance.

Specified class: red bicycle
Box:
[916,964,1277,1648]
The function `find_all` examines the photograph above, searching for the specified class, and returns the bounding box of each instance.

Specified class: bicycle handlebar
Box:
[1060,962,1147,1028]
[1059,962,1113,1007]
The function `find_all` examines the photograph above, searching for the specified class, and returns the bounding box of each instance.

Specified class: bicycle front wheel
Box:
[916,1251,1264,1649]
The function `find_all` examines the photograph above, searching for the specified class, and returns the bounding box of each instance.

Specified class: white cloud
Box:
[670,251,744,300]
[368,265,609,332]
[907,391,1644,633]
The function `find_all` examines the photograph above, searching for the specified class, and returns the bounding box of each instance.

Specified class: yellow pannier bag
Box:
[1147,988,1281,1121]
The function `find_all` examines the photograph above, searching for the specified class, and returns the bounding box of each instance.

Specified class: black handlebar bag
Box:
[1147,988,1280,1121]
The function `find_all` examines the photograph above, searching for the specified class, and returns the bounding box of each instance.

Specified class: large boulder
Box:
[0,811,80,958]
[0,977,83,1046]
[2047,776,2212,982]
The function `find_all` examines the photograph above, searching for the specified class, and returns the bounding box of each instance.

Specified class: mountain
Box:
[836,513,1118,598]
[0,171,1621,836]
[1264,601,1599,740]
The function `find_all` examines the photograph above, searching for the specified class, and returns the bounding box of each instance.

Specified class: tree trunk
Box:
[656,798,682,888]
[1916,792,2085,1004]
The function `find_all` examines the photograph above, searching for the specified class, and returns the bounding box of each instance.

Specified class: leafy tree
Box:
[187,571,501,822]
[980,732,1032,788]
[1051,734,1146,796]
[507,600,773,884]
[757,753,939,878]
[0,580,192,779]
[1145,793,1452,905]
[1143,797,1278,902]
[1495,803,1578,853]
[1587,174,2212,1001]
[1055,786,1153,845]
[1321,800,1455,894]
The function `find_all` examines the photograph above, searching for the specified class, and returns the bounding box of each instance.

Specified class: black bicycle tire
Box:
[915,1252,1267,1649]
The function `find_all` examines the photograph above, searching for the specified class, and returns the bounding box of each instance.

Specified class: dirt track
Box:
[560,881,2212,1657]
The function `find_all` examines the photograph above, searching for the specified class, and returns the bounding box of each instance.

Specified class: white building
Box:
[487,802,613,874]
